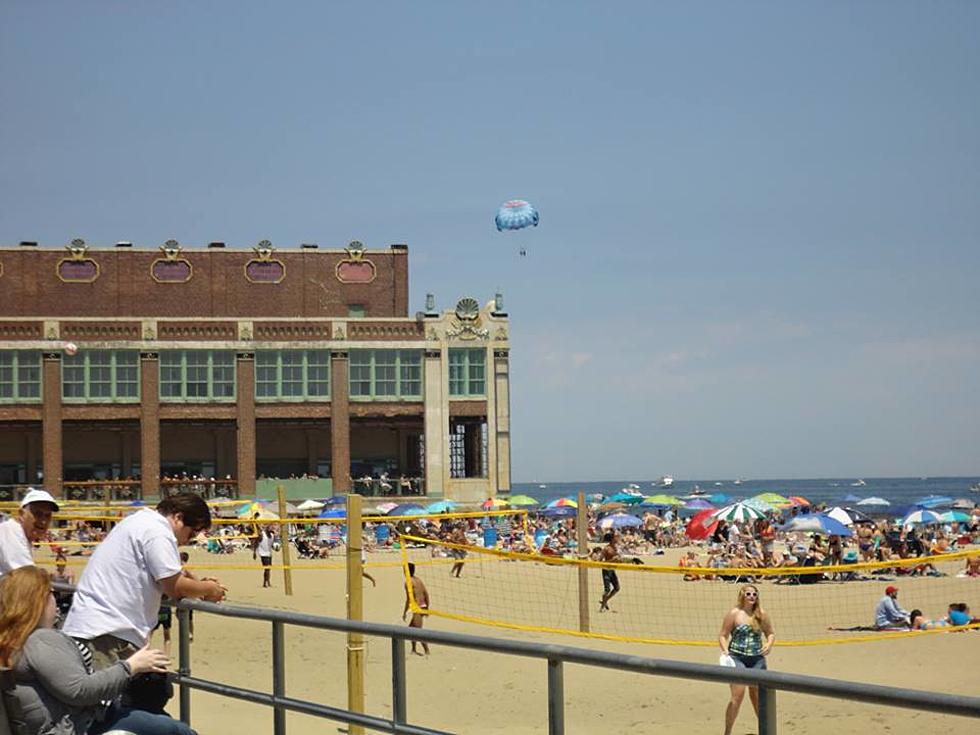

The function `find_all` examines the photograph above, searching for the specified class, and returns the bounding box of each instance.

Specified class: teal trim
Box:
[0,350,42,404]
[349,349,422,402]
[255,349,330,402]
[159,350,236,402]
[448,348,486,397]
[62,349,140,403]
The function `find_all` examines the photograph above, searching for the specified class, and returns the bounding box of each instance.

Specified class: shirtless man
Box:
[449,524,467,578]
[402,562,430,656]
[598,532,622,612]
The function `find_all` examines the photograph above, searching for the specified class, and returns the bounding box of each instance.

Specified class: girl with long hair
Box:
[0,566,171,735]
[718,584,776,735]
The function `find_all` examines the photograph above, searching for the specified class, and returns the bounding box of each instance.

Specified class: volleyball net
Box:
[400,535,980,646]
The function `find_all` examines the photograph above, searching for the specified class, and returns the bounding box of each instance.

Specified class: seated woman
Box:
[0,566,188,735]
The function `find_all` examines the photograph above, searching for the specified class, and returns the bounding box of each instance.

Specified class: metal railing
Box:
[157,597,980,735]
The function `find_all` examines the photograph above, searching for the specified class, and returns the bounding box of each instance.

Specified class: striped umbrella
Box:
[939,510,971,523]
[545,497,578,509]
[711,502,766,523]
[901,509,942,525]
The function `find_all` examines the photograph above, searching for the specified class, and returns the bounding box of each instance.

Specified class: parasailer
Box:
[495,199,538,256]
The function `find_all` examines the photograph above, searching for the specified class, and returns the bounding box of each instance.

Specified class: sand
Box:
[93,544,978,735]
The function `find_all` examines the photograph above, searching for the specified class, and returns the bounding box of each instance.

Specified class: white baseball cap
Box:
[20,488,60,511]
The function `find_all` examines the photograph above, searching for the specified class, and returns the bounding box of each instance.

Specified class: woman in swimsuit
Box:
[719,584,776,735]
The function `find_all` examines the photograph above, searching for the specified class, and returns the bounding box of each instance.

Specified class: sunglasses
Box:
[743,592,758,598]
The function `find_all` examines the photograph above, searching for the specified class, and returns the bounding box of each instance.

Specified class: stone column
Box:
[41,353,62,496]
[422,349,445,497]
[236,353,256,497]
[330,351,351,493]
[493,349,512,494]
[140,352,160,497]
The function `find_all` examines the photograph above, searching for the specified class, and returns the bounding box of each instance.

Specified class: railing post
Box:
[177,606,191,726]
[758,685,777,735]
[547,658,564,735]
[272,620,286,735]
[391,638,407,727]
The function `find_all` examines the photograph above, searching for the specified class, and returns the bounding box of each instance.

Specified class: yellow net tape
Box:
[399,535,980,647]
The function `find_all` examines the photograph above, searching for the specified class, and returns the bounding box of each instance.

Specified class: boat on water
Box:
[970,483,980,494]
[733,479,743,486]
[538,484,547,489]
[851,479,867,487]
[687,485,707,498]
[657,476,674,488]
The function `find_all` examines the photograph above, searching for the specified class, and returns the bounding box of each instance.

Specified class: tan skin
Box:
[718,585,776,735]
[402,567,430,656]
[19,501,56,543]
[159,512,227,603]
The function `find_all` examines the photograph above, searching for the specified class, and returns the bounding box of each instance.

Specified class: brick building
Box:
[0,239,512,501]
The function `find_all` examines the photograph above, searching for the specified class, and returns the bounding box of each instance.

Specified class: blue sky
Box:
[1,2,977,480]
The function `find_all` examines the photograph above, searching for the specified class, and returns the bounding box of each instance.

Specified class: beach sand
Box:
[106,544,979,735]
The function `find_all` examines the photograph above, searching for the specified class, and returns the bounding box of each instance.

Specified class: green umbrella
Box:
[643,494,683,506]
[507,494,539,507]
[711,502,766,522]
[751,492,791,507]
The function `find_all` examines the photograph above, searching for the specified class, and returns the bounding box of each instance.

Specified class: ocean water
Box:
[511,476,980,509]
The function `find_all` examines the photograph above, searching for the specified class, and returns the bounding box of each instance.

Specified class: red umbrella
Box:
[685,508,719,540]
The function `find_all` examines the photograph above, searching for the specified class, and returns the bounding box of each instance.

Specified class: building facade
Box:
[0,239,511,502]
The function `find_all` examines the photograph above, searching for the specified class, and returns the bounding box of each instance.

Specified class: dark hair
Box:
[156,493,212,531]
[408,562,416,576]
[603,532,613,543]
[179,551,189,562]
[909,609,922,623]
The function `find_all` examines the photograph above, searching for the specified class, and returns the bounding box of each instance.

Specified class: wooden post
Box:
[346,493,365,734]
[276,485,293,596]
[577,491,590,634]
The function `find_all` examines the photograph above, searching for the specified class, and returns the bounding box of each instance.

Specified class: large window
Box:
[160,351,236,401]
[0,351,41,402]
[255,350,330,401]
[62,350,139,402]
[448,348,486,397]
[349,350,422,400]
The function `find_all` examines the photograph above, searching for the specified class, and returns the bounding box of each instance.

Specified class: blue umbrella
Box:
[538,506,577,519]
[781,513,853,537]
[913,495,953,508]
[598,513,643,530]
[902,509,942,525]
[708,493,729,504]
[388,503,425,516]
[318,507,346,519]
[684,498,715,510]
[425,500,457,513]
[608,492,644,504]
[495,200,539,231]
[324,496,346,506]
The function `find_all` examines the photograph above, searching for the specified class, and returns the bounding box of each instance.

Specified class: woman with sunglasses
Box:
[718,584,775,735]
[0,566,171,735]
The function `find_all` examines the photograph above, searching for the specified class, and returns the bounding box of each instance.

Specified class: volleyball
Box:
[64,342,78,356]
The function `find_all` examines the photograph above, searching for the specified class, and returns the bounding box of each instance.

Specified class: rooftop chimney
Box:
[207,241,226,249]
[301,242,319,249]
[19,241,38,247]
[115,241,133,248]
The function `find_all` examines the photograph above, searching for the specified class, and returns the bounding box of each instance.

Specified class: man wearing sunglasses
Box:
[63,492,228,670]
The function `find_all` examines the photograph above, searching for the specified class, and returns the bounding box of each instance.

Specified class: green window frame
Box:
[159,350,236,402]
[349,349,422,401]
[0,350,42,403]
[449,348,486,397]
[62,350,140,402]
[255,350,330,401]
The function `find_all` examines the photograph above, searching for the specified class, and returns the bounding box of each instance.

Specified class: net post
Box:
[547,658,565,735]
[758,686,777,735]
[272,620,286,735]
[576,491,590,633]
[391,638,407,726]
[346,492,365,735]
[177,606,191,725]
[277,485,294,596]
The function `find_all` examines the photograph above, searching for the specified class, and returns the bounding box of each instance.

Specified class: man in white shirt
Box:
[0,488,59,576]
[63,492,227,669]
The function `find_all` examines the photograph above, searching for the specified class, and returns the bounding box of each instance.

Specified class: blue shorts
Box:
[731,653,767,670]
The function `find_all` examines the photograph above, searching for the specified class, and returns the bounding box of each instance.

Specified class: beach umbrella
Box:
[598,513,643,530]
[507,494,539,507]
[323,496,347,506]
[607,492,644,505]
[539,506,577,518]
[685,508,719,540]
[901,509,942,526]
[708,493,729,504]
[751,493,791,507]
[586,493,606,503]
[425,500,458,513]
[599,501,628,512]
[318,507,346,519]
[856,497,890,506]
[781,514,853,537]
[481,497,509,510]
[913,495,953,508]
[296,499,325,512]
[545,497,577,509]
[683,498,715,510]
[938,510,971,523]
[711,502,765,523]
[388,503,425,516]
[824,506,873,526]
[643,494,683,506]
[951,498,977,510]
[788,496,811,507]
[742,497,775,512]
[237,501,275,519]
